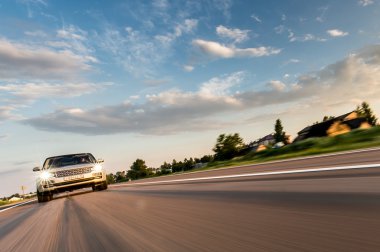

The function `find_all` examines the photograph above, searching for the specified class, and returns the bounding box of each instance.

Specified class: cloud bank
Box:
[0,38,94,80]
[23,44,380,135]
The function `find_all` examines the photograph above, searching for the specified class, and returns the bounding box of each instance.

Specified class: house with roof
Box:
[245,134,276,152]
[9,196,23,202]
[293,111,371,142]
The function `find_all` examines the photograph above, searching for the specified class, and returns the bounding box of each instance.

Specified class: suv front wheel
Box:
[92,181,108,191]
[37,190,51,203]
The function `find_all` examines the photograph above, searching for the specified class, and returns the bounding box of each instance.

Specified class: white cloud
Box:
[327,29,349,37]
[24,30,47,37]
[98,28,160,77]
[216,25,250,44]
[152,0,169,10]
[57,25,86,41]
[130,95,140,100]
[283,59,300,65]
[24,72,245,134]
[267,80,286,92]
[316,5,329,23]
[251,14,262,23]
[0,106,14,121]
[24,44,380,135]
[53,25,95,59]
[99,19,197,77]
[45,41,72,48]
[143,79,169,86]
[192,39,281,58]
[0,38,94,80]
[199,71,244,97]
[20,0,47,5]
[0,105,23,121]
[289,33,327,42]
[0,82,109,122]
[156,18,198,46]
[19,0,47,18]
[358,0,374,6]
[183,65,194,72]
[0,82,107,100]
[178,19,198,35]
[213,0,233,20]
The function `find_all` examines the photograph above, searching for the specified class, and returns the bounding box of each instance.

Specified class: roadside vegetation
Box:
[0,199,10,206]
[205,126,380,169]
[105,101,379,183]
[0,193,36,207]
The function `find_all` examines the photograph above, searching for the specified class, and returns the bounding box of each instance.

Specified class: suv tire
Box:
[93,181,108,191]
[37,190,51,203]
[101,181,108,190]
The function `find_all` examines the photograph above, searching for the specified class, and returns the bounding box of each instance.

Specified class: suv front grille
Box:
[55,167,92,178]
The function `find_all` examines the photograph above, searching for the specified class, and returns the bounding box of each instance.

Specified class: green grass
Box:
[0,200,10,206]
[201,126,380,170]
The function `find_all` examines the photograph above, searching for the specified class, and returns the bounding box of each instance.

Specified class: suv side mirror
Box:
[97,159,104,163]
[33,167,40,172]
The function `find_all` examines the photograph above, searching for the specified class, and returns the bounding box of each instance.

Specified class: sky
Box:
[1,0,380,197]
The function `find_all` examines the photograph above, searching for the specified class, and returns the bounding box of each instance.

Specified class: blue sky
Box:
[1,0,380,197]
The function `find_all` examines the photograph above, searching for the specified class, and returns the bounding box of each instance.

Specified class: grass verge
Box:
[0,200,10,206]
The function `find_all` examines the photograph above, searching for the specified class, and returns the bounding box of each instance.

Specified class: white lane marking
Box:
[0,199,37,213]
[115,163,380,187]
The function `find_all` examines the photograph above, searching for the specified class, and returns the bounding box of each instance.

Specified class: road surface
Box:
[1,148,380,251]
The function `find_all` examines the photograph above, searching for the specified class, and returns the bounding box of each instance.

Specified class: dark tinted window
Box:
[43,154,96,168]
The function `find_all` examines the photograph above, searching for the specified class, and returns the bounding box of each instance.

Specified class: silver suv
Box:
[33,153,107,203]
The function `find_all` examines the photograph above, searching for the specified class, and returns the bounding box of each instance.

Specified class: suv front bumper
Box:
[37,172,106,194]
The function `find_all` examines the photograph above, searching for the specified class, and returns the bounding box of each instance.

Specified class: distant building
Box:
[9,197,23,202]
[245,134,276,152]
[250,134,276,147]
[294,111,371,142]
[194,163,207,169]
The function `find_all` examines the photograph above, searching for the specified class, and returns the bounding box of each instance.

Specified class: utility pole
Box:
[21,186,26,198]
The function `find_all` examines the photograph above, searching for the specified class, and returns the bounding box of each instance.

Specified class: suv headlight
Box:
[40,171,53,180]
[93,164,103,172]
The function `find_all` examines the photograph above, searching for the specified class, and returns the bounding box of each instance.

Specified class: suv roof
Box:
[46,153,93,159]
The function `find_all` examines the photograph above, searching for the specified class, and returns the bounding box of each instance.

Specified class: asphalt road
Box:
[1,149,380,252]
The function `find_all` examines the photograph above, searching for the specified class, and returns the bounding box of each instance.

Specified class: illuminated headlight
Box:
[93,164,103,172]
[40,171,53,180]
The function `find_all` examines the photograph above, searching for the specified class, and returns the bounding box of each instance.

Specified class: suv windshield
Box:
[43,154,96,169]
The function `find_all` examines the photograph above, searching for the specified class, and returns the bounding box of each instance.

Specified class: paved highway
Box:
[1,148,380,251]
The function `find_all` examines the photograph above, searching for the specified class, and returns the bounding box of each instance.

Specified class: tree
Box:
[172,160,184,173]
[106,173,116,184]
[127,159,148,180]
[213,133,244,161]
[160,161,172,175]
[183,158,195,171]
[115,171,127,182]
[322,116,335,122]
[357,101,378,126]
[146,168,155,176]
[200,155,214,163]
[274,119,288,144]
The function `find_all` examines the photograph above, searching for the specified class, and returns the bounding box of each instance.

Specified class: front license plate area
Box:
[63,174,84,181]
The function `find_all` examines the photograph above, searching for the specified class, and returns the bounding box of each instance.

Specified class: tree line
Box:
[107,118,289,183]
[106,154,214,184]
